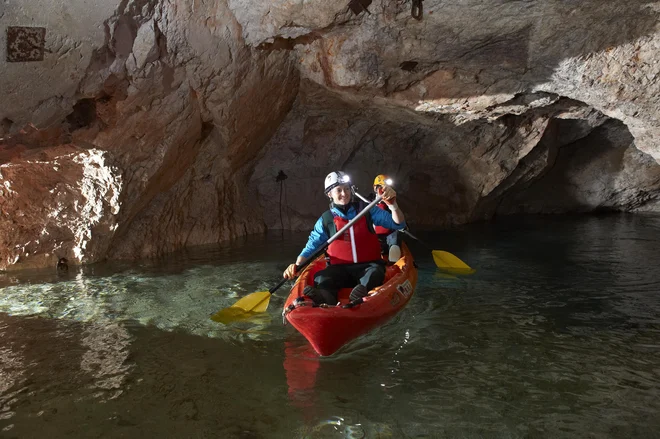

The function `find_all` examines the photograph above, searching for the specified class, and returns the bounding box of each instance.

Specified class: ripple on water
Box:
[1,217,660,437]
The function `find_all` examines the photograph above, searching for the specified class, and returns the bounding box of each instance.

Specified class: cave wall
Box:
[258,0,660,160]
[1,0,659,270]
[1,0,299,270]
[252,83,660,230]
[495,119,660,214]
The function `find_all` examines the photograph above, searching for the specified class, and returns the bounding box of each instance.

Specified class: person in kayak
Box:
[283,171,406,306]
[368,174,402,263]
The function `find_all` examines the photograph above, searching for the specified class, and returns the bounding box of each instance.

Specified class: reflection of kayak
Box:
[283,340,320,413]
[283,242,418,356]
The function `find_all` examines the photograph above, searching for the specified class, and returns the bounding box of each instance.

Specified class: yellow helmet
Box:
[373,174,393,187]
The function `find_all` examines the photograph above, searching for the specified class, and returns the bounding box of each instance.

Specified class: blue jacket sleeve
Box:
[299,216,329,258]
[369,206,406,230]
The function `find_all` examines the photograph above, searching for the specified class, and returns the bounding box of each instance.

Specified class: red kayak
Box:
[283,243,418,356]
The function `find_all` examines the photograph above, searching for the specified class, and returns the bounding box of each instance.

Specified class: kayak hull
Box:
[284,243,417,356]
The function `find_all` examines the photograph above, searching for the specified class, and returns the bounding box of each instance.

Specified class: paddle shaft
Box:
[269,194,383,294]
[399,229,430,249]
[354,189,473,271]
[352,189,431,249]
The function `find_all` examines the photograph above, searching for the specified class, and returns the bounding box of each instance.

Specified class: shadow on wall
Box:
[341,126,475,228]
[470,111,604,219]
[249,113,467,230]
[252,76,660,232]
[251,81,538,230]
[493,119,660,214]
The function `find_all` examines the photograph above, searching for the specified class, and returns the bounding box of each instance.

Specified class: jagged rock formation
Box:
[1,0,659,270]
[1,0,298,270]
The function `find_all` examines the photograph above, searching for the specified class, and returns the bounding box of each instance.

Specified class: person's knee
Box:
[313,270,333,288]
[371,273,385,286]
[303,285,336,305]
[371,262,386,274]
[388,244,401,262]
[314,276,331,289]
[364,264,385,285]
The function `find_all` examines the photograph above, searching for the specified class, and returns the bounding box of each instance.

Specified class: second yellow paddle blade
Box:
[210,291,271,324]
[432,250,472,270]
[211,307,253,324]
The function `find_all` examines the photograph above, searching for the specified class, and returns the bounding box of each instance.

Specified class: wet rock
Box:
[0,0,659,268]
[0,146,122,270]
[0,0,298,270]
[56,257,69,274]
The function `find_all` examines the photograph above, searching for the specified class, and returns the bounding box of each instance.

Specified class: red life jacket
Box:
[322,211,382,265]
[374,202,393,236]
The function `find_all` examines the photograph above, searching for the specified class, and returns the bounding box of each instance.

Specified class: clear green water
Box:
[1,214,660,438]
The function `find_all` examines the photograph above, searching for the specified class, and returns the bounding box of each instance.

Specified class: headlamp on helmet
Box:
[373,174,393,188]
[324,171,351,193]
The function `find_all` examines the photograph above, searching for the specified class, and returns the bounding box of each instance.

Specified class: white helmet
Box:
[324,171,351,193]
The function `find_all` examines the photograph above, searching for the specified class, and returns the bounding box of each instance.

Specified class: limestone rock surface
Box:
[1,0,659,270]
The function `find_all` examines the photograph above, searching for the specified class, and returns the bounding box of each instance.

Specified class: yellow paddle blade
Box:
[210,291,271,324]
[211,307,255,324]
[433,272,458,280]
[432,250,473,271]
[233,291,272,312]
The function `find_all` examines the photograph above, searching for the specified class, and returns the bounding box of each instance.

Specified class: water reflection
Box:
[80,323,132,400]
[284,339,321,413]
[0,216,658,437]
[0,315,133,434]
[0,315,24,428]
[0,261,287,342]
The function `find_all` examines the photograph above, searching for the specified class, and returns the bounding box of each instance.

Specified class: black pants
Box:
[312,261,386,304]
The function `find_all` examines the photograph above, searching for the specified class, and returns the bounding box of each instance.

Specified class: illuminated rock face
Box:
[0,0,298,270]
[0,146,121,270]
[1,0,659,269]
